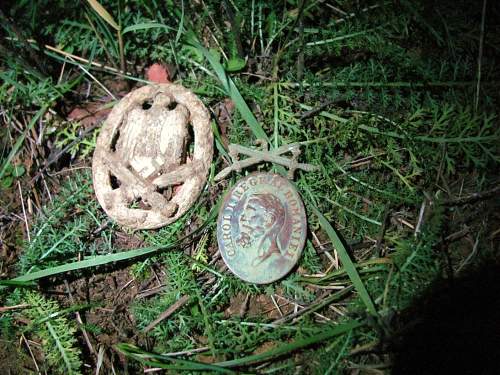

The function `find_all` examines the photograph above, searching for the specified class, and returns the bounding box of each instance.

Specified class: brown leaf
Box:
[68,104,111,127]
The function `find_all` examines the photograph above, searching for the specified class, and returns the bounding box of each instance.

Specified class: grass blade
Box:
[0,280,36,288]
[7,246,166,283]
[306,194,378,316]
[2,198,221,284]
[86,0,119,31]
[122,22,174,34]
[175,0,185,43]
[211,121,230,159]
[116,343,235,373]
[186,34,270,143]
[118,320,361,371]
[0,105,48,181]
[217,320,362,368]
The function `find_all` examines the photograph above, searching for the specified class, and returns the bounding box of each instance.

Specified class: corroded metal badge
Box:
[217,172,307,284]
[92,83,213,230]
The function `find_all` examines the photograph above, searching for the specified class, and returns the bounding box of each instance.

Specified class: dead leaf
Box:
[68,104,111,127]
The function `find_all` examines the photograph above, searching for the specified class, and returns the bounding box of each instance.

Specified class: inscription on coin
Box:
[217,172,307,284]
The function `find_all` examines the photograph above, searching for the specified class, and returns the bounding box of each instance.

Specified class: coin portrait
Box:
[217,172,307,284]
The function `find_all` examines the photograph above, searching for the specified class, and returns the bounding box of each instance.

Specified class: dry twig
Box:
[143,295,190,333]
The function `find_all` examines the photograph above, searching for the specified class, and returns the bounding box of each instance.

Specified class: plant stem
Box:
[296,0,305,81]
[475,0,487,111]
[118,30,125,72]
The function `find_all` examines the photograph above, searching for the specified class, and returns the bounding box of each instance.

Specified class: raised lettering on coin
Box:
[217,172,307,284]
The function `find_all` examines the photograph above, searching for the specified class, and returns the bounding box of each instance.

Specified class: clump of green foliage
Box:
[1,0,499,373]
[0,160,25,189]
[22,291,82,375]
[1,290,82,375]
[53,121,100,159]
[385,204,445,311]
[19,171,114,274]
[133,252,201,352]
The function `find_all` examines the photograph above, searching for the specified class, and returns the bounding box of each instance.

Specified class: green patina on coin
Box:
[217,172,307,284]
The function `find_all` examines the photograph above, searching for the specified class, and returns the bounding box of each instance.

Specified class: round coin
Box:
[217,172,307,284]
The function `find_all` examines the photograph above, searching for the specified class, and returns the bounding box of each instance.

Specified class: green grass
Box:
[0,0,499,373]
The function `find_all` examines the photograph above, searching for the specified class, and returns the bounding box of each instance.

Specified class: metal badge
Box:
[92,83,213,229]
[217,172,307,284]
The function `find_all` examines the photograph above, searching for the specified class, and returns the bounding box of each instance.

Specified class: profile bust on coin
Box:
[217,172,307,284]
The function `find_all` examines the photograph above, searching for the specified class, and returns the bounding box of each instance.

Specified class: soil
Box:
[40,232,148,370]
[50,269,139,369]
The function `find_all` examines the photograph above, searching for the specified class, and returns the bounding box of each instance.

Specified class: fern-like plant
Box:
[19,171,113,274]
[22,291,82,374]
